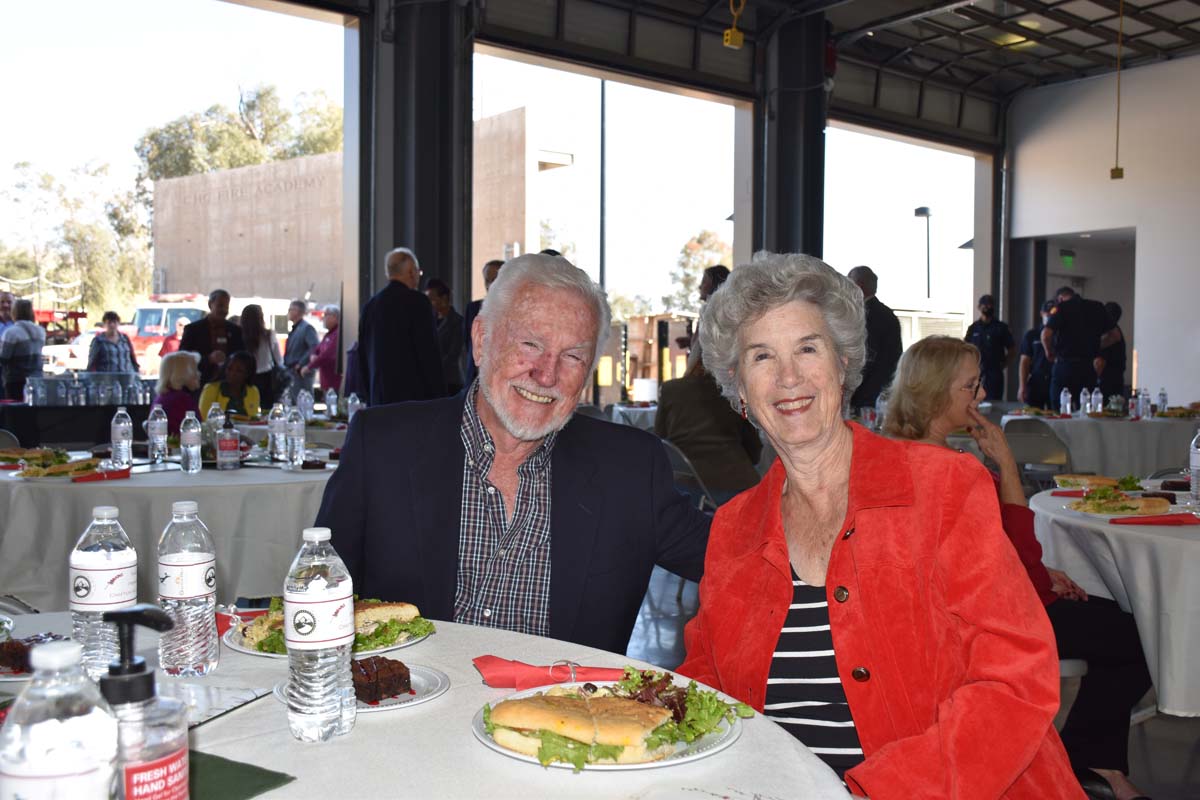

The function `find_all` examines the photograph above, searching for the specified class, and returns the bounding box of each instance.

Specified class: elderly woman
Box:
[883,336,1151,800]
[154,351,201,436]
[677,254,1082,799]
[198,350,260,420]
[0,299,45,400]
[87,311,140,375]
[302,306,341,394]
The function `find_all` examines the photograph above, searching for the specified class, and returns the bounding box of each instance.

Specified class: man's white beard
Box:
[478,357,571,442]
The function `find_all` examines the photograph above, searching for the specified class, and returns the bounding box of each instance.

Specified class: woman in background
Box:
[239,304,282,408]
[199,351,260,420]
[87,311,139,375]
[0,300,45,400]
[154,351,200,435]
[884,335,1151,800]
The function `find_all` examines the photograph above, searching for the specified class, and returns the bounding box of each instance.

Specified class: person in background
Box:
[425,278,465,395]
[240,304,283,409]
[0,291,14,337]
[198,351,260,420]
[283,299,319,402]
[964,293,1015,400]
[846,265,902,410]
[677,254,1080,796]
[343,340,362,399]
[302,306,342,394]
[681,265,732,370]
[1019,300,1056,409]
[180,289,244,387]
[655,359,762,505]
[885,335,1151,800]
[317,253,710,653]
[87,311,140,375]
[154,351,201,435]
[463,258,503,388]
[1096,301,1126,401]
[159,316,187,357]
[1042,286,1121,405]
[0,300,45,400]
[357,247,445,405]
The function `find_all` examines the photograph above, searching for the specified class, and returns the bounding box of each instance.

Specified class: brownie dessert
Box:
[1140,491,1177,504]
[0,633,67,673]
[351,656,412,703]
[1161,479,1190,492]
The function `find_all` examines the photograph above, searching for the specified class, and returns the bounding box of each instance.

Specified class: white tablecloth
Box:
[4,614,848,800]
[1030,490,1200,716]
[1002,415,1198,476]
[0,466,333,612]
[610,405,658,431]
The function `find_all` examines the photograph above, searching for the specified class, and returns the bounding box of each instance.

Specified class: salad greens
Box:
[1116,475,1143,491]
[353,617,435,651]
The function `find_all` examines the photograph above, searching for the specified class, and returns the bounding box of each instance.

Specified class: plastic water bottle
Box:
[1091,387,1103,415]
[297,389,315,422]
[110,406,133,469]
[0,640,118,798]
[1158,387,1169,413]
[21,381,33,405]
[216,417,240,471]
[180,411,202,475]
[268,402,287,462]
[346,392,362,422]
[206,403,225,441]
[286,405,306,467]
[148,404,168,465]
[284,527,355,742]
[1141,387,1153,418]
[1059,388,1071,416]
[1078,387,1091,417]
[70,506,137,681]
[157,501,219,677]
[1190,431,1200,505]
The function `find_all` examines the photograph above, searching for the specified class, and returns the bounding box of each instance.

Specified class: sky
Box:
[0,0,973,316]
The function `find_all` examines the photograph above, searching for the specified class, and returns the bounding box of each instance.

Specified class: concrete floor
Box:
[628,566,1200,799]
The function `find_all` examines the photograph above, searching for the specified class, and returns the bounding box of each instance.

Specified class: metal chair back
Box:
[1001,417,1074,493]
[0,429,18,450]
[659,438,718,513]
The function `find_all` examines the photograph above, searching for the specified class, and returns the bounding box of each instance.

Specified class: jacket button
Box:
[834,586,850,603]
[851,666,870,682]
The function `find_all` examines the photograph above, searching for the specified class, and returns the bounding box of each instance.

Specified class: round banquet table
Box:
[1030,490,1200,716]
[3,613,849,800]
[1001,414,1198,476]
[0,465,333,613]
[236,421,348,449]
[609,404,658,432]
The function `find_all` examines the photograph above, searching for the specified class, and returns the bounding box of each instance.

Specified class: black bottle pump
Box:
[99,603,174,705]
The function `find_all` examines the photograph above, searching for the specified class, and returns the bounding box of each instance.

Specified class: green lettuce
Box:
[482,703,495,734]
[255,628,286,655]
[615,666,646,694]
[352,617,435,651]
[1117,475,1143,491]
[533,730,623,772]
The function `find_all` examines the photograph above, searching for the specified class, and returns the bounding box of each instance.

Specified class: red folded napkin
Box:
[1111,514,1200,526]
[0,464,21,471]
[216,609,268,637]
[473,655,627,690]
[1052,490,1086,497]
[72,467,131,483]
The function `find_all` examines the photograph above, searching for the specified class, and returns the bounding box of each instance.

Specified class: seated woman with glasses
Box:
[883,335,1152,800]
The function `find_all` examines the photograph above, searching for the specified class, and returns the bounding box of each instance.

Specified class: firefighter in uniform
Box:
[1041,286,1121,405]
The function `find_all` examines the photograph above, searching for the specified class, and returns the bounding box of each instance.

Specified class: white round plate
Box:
[221,626,431,660]
[472,680,744,771]
[1061,502,1195,520]
[0,665,33,682]
[272,664,449,713]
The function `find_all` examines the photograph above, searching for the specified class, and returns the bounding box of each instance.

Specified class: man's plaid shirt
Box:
[453,383,556,635]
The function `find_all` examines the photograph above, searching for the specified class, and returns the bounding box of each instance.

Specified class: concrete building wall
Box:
[1008,54,1200,398]
[470,107,527,301]
[152,152,343,305]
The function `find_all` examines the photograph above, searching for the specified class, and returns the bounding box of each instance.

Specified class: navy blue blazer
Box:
[357,281,446,406]
[315,393,711,654]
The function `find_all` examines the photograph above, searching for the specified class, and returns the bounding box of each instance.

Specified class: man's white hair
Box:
[384,247,419,278]
[478,253,611,370]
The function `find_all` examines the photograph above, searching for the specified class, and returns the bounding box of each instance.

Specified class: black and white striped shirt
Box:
[763,573,864,778]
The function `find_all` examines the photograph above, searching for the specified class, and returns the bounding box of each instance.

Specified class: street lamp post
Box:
[914,206,931,298]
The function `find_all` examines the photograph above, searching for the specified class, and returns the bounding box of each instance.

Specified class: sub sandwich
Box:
[18,457,101,478]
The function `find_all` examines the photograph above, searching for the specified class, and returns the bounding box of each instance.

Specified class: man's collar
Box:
[461,381,557,469]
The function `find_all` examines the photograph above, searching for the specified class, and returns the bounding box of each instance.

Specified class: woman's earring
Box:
[739,398,747,420]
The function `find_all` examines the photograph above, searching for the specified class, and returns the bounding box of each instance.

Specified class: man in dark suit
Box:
[317,253,710,654]
[357,247,446,405]
[180,289,244,387]
[463,258,503,388]
[425,278,465,395]
[847,266,902,409]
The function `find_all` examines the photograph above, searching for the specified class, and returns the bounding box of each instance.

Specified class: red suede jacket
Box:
[678,423,1084,799]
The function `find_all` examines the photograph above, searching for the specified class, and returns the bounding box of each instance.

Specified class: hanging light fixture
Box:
[1111,0,1125,180]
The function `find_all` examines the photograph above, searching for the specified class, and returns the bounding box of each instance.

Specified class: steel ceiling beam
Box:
[1001,0,1167,59]
[835,0,978,46]
[954,5,1117,66]
[1083,0,1200,44]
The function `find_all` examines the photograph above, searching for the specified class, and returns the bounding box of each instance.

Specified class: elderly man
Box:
[317,253,710,653]
[847,266,902,410]
[463,258,503,388]
[357,247,445,405]
[283,299,319,401]
[180,289,244,387]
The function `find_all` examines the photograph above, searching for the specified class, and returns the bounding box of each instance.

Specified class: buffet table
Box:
[1002,414,1198,476]
[4,614,849,799]
[1030,490,1200,716]
[0,465,333,612]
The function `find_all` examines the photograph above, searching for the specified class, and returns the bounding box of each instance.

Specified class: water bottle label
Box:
[157,553,216,600]
[122,746,189,800]
[0,763,115,798]
[283,589,354,650]
[69,549,137,612]
[181,430,201,447]
[149,421,167,436]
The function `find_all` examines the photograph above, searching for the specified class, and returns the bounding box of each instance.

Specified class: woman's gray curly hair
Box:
[699,251,867,412]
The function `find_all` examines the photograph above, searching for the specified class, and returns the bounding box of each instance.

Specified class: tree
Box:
[661,230,731,314]
[609,293,655,322]
[538,219,577,263]
[288,91,344,158]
